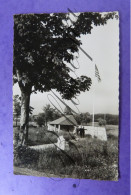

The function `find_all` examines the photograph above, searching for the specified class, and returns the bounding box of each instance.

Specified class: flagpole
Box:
[92,62,95,127]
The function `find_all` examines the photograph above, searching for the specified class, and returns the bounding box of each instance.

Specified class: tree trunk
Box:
[19,89,31,146]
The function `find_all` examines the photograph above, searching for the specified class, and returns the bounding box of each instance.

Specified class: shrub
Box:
[98,118,106,126]
[35,114,45,127]
[14,145,39,167]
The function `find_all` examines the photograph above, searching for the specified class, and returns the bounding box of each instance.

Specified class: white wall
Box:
[84,126,107,141]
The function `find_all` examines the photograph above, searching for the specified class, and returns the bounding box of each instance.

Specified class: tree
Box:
[13,95,21,126]
[94,114,119,125]
[98,118,106,126]
[13,96,34,126]
[13,12,117,145]
[35,104,61,127]
[82,112,91,124]
[36,113,45,127]
[43,104,61,125]
[75,112,91,125]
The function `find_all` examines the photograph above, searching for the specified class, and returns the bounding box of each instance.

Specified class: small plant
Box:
[98,118,106,126]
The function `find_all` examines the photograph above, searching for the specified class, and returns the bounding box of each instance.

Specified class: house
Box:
[48,115,77,133]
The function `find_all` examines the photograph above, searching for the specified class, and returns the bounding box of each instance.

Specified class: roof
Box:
[48,115,77,126]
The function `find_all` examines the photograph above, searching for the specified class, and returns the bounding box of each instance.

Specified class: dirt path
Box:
[14,166,59,178]
[14,166,69,179]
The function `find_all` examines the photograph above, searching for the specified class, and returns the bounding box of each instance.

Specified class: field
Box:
[106,125,118,137]
[14,125,118,180]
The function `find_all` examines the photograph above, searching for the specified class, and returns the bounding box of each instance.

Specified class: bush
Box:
[14,145,39,167]
[35,114,45,127]
[98,118,106,126]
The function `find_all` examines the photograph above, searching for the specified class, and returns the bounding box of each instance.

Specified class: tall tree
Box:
[75,112,91,125]
[36,113,45,127]
[13,12,117,145]
[43,104,61,125]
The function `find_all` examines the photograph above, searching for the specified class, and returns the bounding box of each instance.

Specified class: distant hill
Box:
[92,114,119,125]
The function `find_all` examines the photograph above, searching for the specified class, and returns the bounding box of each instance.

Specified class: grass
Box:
[28,128,76,145]
[28,127,58,145]
[14,125,118,180]
[38,135,118,180]
[13,127,58,146]
[106,125,118,137]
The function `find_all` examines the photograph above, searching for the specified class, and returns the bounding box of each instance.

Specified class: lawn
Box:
[106,125,118,137]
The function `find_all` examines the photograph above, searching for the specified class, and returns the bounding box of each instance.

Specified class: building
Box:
[48,115,77,133]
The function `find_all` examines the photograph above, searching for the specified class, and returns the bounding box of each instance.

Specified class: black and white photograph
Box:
[13,11,119,180]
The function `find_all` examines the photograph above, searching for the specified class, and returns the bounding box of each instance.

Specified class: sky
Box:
[13,14,119,116]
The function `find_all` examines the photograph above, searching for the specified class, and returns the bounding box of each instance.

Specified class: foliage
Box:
[13,12,117,98]
[13,13,95,99]
[14,145,39,167]
[35,113,45,127]
[106,115,119,125]
[13,12,118,144]
[43,104,61,125]
[94,114,119,125]
[29,106,34,115]
[98,118,106,126]
[35,104,61,126]
[75,112,91,125]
